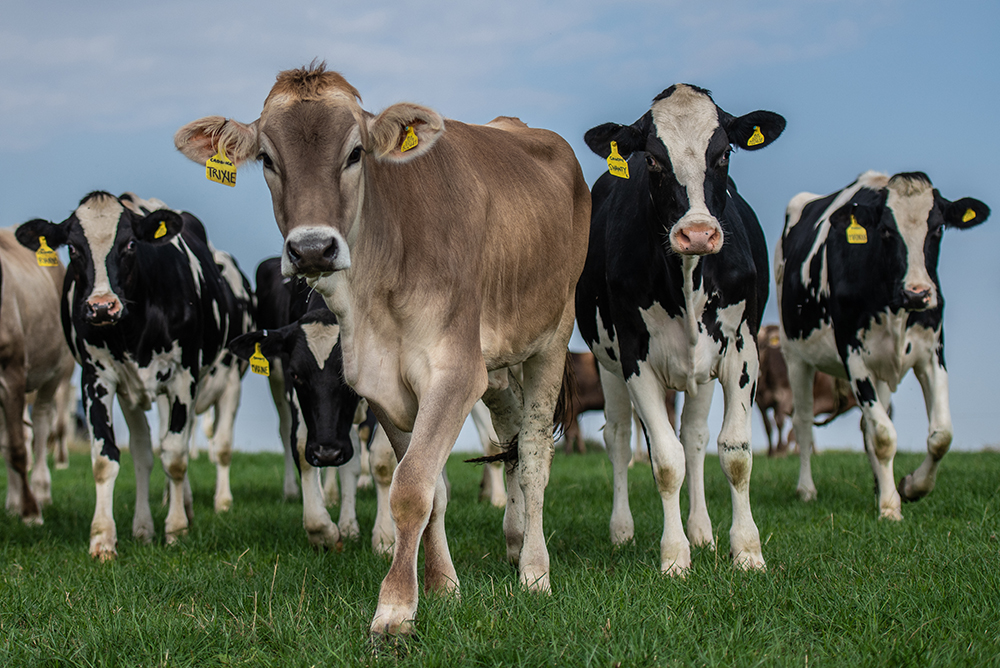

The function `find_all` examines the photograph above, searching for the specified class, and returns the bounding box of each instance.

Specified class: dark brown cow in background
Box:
[756,324,857,456]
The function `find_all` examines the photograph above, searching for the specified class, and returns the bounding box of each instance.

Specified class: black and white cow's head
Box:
[826,172,990,312]
[15,191,183,326]
[584,84,785,256]
[229,309,360,468]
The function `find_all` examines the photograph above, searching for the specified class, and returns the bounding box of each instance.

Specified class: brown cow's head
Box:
[175,62,445,279]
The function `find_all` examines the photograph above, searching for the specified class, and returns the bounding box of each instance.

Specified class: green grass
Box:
[2,446,999,667]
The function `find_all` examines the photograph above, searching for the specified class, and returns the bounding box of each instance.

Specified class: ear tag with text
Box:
[35,236,59,267]
[962,208,976,223]
[606,141,629,179]
[206,144,237,187]
[747,126,765,147]
[154,221,168,239]
[250,342,270,376]
[400,126,419,152]
[846,214,867,244]
[768,334,780,347]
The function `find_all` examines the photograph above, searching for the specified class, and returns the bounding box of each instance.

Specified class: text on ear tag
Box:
[606,141,629,179]
[250,343,270,376]
[962,208,976,223]
[846,214,867,244]
[747,126,765,147]
[35,236,59,267]
[768,334,780,347]
[206,145,237,187]
[401,126,419,152]
[154,221,168,239]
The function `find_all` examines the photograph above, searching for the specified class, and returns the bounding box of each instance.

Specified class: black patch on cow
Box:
[169,397,188,433]
[606,347,617,362]
[905,342,912,355]
[854,378,877,406]
[739,362,750,389]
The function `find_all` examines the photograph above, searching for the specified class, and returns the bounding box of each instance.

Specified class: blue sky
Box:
[2,0,998,453]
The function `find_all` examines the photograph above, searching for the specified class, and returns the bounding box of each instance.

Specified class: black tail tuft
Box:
[465,436,519,465]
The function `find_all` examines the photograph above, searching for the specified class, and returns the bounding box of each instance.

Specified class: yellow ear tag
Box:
[747,126,765,147]
[962,208,976,223]
[206,144,237,187]
[250,342,270,377]
[35,236,59,267]
[154,220,168,239]
[846,214,868,244]
[768,334,780,347]
[606,141,629,179]
[400,126,419,152]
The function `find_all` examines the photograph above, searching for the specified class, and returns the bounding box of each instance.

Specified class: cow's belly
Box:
[781,321,844,378]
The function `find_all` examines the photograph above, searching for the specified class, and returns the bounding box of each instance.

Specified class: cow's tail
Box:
[813,377,857,426]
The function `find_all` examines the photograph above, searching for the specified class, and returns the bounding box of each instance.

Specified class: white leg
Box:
[28,393,55,507]
[268,361,299,501]
[470,400,506,507]
[899,347,952,501]
[120,402,155,543]
[680,379,715,549]
[210,365,241,513]
[323,463,339,507]
[369,427,397,556]
[336,427,362,539]
[599,364,635,545]
[859,378,901,520]
[787,357,818,501]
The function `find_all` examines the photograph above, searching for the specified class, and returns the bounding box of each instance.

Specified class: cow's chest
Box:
[84,341,192,411]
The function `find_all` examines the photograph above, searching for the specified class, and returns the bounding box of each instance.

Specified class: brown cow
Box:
[756,324,857,456]
[175,63,590,635]
[1,229,76,523]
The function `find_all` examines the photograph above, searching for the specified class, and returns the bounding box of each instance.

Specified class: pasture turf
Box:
[1,445,999,667]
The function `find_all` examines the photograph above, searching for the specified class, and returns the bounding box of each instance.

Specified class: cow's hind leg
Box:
[28,386,57,507]
[481,368,525,563]
[209,364,241,513]
[1,365,41,524]
[599,365,634,545]
[160,380,198,543]
[681,378,716,550]
[268,361,299,500]
[470,400,505,507]
[120,402,155,543]
[787,358,818,501]
[898,352,951,502]
[859,378,901,520]
[84,370,121,558]
[368,426,396,556]
[336,427,362,539]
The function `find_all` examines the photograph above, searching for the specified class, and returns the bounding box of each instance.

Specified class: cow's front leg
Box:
[899,351,952,501]
[857,376,901,520]
[1,363,40,523]
[598,365,635,545]
[160,380,198,543]
[28,385,58,507]
[268,360,299,500]
[680,378,716,550]
[336,427,362,539]
[787,357,818,501]
[120,401,155,543]
[209,364,242,513]
[629,370,689,575]
[83,369,120,559]
[368,426,397,556]
[717,331,764,570]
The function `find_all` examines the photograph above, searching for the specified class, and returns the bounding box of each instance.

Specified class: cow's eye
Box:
[258,151,274,170]
[645,154,661,172]
[67,244,78,258]
[346,145,363,167]
[717,149,731,168]
[125,240,136,252]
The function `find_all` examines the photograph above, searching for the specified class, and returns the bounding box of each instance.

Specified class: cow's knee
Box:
[927,427,952,461]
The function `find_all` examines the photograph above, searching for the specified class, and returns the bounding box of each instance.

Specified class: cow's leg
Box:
[898,352,952,501]
[599,365,634,545]
[51,379,72,470]
[368,426,396,556]
[629,370,690,575]
[370,369,482,635]
[210,365,241,513]
[160,381,198,543]
[336,427,362,539]
[629,409,650,466]
[858,377,901,520]
[717,328,764,570]
[759,404,776,457]
[299,456,340,549]
[481,368,525,563]
[681,378,716,550]
[787,357,818,501]
[118,401,154,544]
[268,361,299,501]
[84,369,120,558]
[28,383,58,507]
[323,464,339,507]
[1,363,40,523]
[470,400,505,508]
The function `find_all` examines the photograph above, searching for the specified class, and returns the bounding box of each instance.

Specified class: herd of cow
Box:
[0,63,990,635]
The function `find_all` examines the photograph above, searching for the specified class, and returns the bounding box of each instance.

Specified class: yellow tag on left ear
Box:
[401,126,419,152]
[747,126,765,147]
[35,236,59,267]
[606,141,630,179]
[154,221,168,239]
[768,334,780,347]
[206,145,237,187]
[962,208,976,223]
[250,343,270,376]
[846,215,867,244]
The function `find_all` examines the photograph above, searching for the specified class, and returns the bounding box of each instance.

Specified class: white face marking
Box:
[76,196,125,303]
[886,179,936,306]
[650,87,719,220]
[301,321,340,371]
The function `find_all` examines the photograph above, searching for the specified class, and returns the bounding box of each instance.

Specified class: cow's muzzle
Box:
[670,218,723,256]
[901,286,935,311]
[84,295,124,326]
[284,228,350,277]
[305,440,354,468]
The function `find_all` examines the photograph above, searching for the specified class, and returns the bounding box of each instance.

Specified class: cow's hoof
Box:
[22,512,44,527]
[732,550,766,572]
[338,519,360,540]
[897,475,929,503]
[879,507,903,521]
[307,525,341,550]
[133,521,154,544]
[90,539,118,561]
[610,514,635,546]
[370,606,416,636]
[165,528,188,545]
[214,495,233,513]
[797,486,817,502]
[520,568,550,593]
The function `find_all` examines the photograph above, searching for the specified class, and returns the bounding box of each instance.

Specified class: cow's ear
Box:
[16,218,67,251]
[725,110,786,151]
[584,112,650,159]
[942,196,990,230]
[830,202,875,232]
[229,327,289,362]
[368,103,445,163]
[133,210,183,244]
[174,116,260,167]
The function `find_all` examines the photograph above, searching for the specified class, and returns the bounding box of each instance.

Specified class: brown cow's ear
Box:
[174,116,260,167]
[367,103,444,163]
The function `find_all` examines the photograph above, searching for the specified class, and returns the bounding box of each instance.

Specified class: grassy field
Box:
[2,444,999,667]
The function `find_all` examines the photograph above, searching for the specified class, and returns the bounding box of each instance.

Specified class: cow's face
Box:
[15,192,183,326]
[827,173,989,312]
[229,310,360,467]
[585,84,784,256]
[174,63,444,280]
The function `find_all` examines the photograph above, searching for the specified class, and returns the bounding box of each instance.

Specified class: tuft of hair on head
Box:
[888,172,933,196]
[269,59,362,104]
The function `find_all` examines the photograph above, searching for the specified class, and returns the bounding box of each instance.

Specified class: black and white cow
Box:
[776,170,990,518]
[577,84,785,572]
[16,191,253,558]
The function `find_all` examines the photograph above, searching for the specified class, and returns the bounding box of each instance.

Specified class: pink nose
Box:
[673,222,722,255]
[85,295,123,324]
